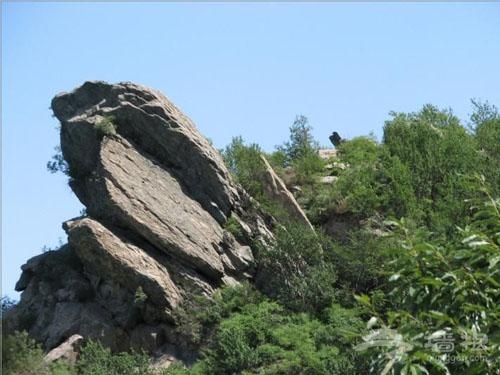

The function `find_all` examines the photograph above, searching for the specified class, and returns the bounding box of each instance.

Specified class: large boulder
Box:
[8,81,273,356]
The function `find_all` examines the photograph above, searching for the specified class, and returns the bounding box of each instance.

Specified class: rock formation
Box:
[5,81,274,359]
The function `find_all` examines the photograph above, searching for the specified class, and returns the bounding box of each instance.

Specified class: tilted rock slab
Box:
[259,155,314,230]
[8,81,272,357]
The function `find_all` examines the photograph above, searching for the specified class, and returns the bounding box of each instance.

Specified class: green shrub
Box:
[173,283,264,347]
[1,296,17,315]
[327,230,397,295]
[277,115,319,166]
[257,223,337,313]
[355,189,500,374]
[383,105,480,232]
[224,216,245,242]
[2,331,49,375]
[334,137,418,220]
[471,100,500,195]
[291,150,325,186]
[94,116,117,136]
[188,299,364,375]
[77,340,151,375]
[134,286,148,305]
[47,146,71,176]
[221,136,266,200]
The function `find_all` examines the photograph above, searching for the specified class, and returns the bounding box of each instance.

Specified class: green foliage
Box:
[185,299,366,375]
[2,331,47,374]
[94,116,117,136]
[77,340,151,375]
[222,136,266,200]
[47,146,70,176]
[257,223,337,314]
[355,188,500,374]
[134,286,148,305]
[291,151,325,186]
[383,105,480,232]
[2,331,74,375]
[471,100,500,193]
[224,216,245,242]
[335,137,417,219]
[328,230,397,295]
[277,115,319,166]
[173,283,264,348]
[470,99,499,127]
[1,296,17,315]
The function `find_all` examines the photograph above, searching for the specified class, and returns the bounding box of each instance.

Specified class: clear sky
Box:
[2,2,499,299]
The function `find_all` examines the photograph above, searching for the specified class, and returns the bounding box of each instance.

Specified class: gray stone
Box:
[321,176,338,184]
[44,334,84,364]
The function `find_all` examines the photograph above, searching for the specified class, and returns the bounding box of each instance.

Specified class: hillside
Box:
[2,82,499,375]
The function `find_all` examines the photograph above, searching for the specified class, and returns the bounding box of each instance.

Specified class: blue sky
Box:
[2,2,499,298]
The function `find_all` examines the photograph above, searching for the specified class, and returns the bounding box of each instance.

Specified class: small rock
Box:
[44,334,84,364]
[318,149,337,160]
[321,176,338,184]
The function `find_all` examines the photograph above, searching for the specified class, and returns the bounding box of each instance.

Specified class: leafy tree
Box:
[1,296,17,315]
[221,136,266,200]
[47,146,70,176]
[356,185,500,374]
[383,105,480,233]
[277,115,319,166]
[335,137,417,220]
[471,100,500,193]
[2,331,48,375]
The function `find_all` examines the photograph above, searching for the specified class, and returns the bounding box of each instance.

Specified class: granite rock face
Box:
[7,81,273,357]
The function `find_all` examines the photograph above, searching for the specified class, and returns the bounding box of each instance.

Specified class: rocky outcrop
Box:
[7,81,273,358]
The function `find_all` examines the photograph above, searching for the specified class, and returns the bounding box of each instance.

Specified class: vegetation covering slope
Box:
[2,101,499,374]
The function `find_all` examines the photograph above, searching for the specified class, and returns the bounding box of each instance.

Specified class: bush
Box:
[224,216,245,242]
[291,150,325,186]
[2,331,51,375]
[277,115,319,166]
[94,116,117,136]
[334,137,417,220]
[257,223,337,313]
[186,299,365,375]
[1,296,17,315]
[355,188,500,374]
[383,105,480,232]
[77,340,151,375]
[173,283,264,348]
[47,146,70,176]
[221,136,266,200]
[471,100,500,194]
